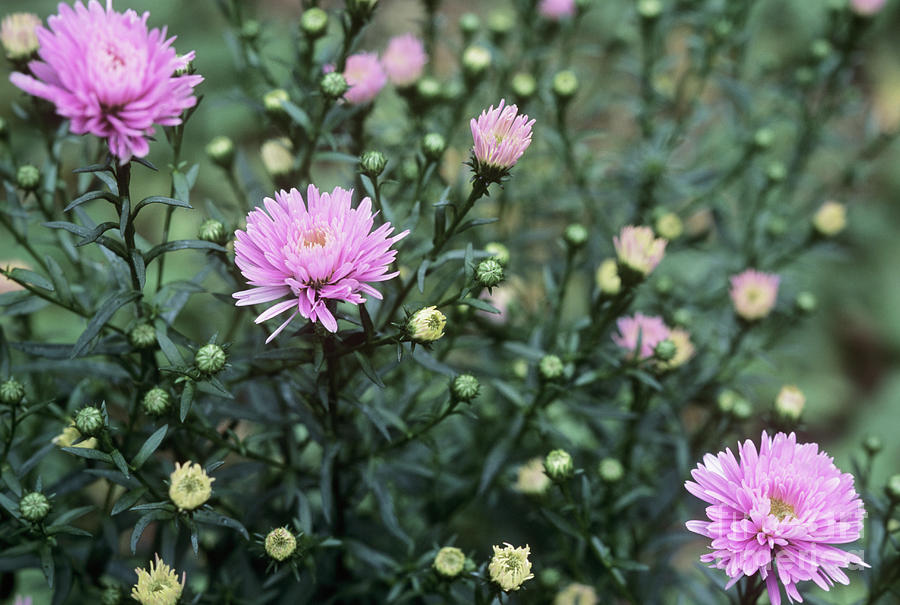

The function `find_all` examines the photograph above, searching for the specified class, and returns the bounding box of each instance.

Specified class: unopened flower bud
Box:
[488,9,515,39]
[142,387,171,417]
[596,259,621,296]
[637,0,663,20]
[239,19,260,41]
[415,77,441,104]
[485,242,510,266]
[459,13,480,38]
[555,583,599,605]
[300,8,329,38]
[261,138,294,177]
[1,13,41,61]
[766,216,787,237]
[462,45,491,79]
[885,474,900,504]
[433,546,466,578]
[476,258,504,288]
[75,406,104,437]
[753,128,775,149]
[0,377,25,405]
[422,132,446,161]
[544,449,573,480]
[598,457,624,482]
[198,219,228,245]
[717,389,739,414]
[811,38,831,61]
[19,491,50,522]
[16,164,40,190]
[408,306,446,343]
[552,70,579,101]
[205,136,234,168]
[100,578,122,605]
[863,435,882,456]
[795,291,817,314]
[654,212,683,240]
[794,66,815,86]
[732,399,752,420]
[262,88,290,118]
[539,354,564,381]
[511,72,537,101]
[195,344,226,374]
[812,201,846,237]
[401,157,419,180]
[451,374,480,402]
[320,72,349,99]
[265,527,297,561]
[441,80,464,102]
[712,18,732,40]
[654,338,677,362]
[775,385,805,420]
[540,568,562,589]
[359,150,387,179]
[654,275,674,296]
[563,223,588,249]
[129,323,157,349]
[512,358,528,379]
[673,307,691,327]
[766,162,786,183]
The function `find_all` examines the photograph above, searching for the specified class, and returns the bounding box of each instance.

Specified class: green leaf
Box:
[133,196,193,215]
[110,449,130,477]
[179,381,195,422]
[44,256,73,306]
[9,268,53,291]
[193,509,249,540]
[145,240,227,264]
[458,297,500,314]
[458,217,499,232]
[111,488,148,516]
[282,100,313,133]
[60,447,113,463]
[49,505,94,527]
[72,162,113,175]
[0,492,21,519]
[131,510,170,553]
[40,543,54,588]
[353,350,385,388]
[118,197,129,238]
[132,425,167,470]
[75,222,118,247]
[416,260,429,293]
[63,190,117,212]
[71,290,141,358]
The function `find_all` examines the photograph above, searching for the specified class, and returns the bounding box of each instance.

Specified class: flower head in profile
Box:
[168,461,213,511]
[612,313,670,360]
[131,554,185,605]
[233,186,408,339]
[408,306,446,343]
[514,457,551,495]
[730,269,780,321]
[470,99,535,182]
[614,226,666,278]
[489,543,534,591]
[381,34,427,87]
[10,1,203,163]
[595,258,621,296]
[686,431,867,605]
[1,13,41,60]
[343,52,387,105]
[539,0,576,20]
[52,421,98,450]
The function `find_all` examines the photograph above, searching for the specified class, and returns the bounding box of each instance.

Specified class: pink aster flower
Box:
[343,52,387,105]
[686,431,867,605]
[851,0,886,15]
[233,185,408,340]
[612,313,670,359]
[614,225,666,277]
[9,1,202,164]
[729,269,780,321]
[538,0,577,20]
[470,99,535,180]
[381,33,427,87]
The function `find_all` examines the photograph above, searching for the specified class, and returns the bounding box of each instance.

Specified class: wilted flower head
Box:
[686,431,867,605]
[381,33,427,87]
[614,226,667,278]
[730,269,780,321]
[515,457,551,495]
[233,186,408,339]
[343,52,387,104]
[812,201,846,237]
[851,0,886,15]
[489,543,534,591]
[554,583,598,605]
[613,313,670,360]
[1,13,41,60]
[657,328,694,370]
[10,1,203,163]
[131,554,185,605]
[539,0,577,20]
[168,461,213,511]
[775,385,805,420]
[470,99,535,181]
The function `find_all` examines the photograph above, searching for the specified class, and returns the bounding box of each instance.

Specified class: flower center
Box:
[180,476,202,493]
[95,40,134,74]
[769,497,796,520]
[300,225,332,250]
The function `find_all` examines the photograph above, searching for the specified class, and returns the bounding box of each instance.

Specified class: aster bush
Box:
[1,1,899,604]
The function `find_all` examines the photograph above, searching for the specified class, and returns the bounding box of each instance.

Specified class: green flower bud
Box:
[811,38,831,61]
[75,406,105,437]
[655,275,674,296]
[300,8,329,38]
[862,435,882,456]
[712,19,732,40]
[475,259,504,288]
[422,132,447,162]
[512,358,528,379]
[552,70,579,101]
[766,216,788,237]
[794,66,815,86]
[462,45,492,79]
[774,385,805,421]
[717,389,739,413]
[753,128,775,149]
[488,9,515,38]
[539,567,562,589]
[99,579,122,605]
[511,72,537,101]
[442,80,464,102]
[654,212,683,240]
[886,474,900,504]
[0,377,25,406]
[766,162,787,183]
[142,387,172,417]
[408,306,447,343]
[433,546,466,578]
[539,354,564,381]
[195,344,227,374]
[673,307,692,327]
[359,150,387,178]
[598,457,624,482]
[544,449,574,480]
[795,291,817,315]
[129,323,157,350]
[485,242,510,266]
[265,527,297,561]
[16,164,40,190]
[401,157,419,180]
[263,88,290,118]
[732,399,753,420]
[459,13,480,37]
[205,136,235,167]
[320,72,349,99]
[451,374,480,402]
[416,76,442,102]
[563,223,588,249]
[239,19,261,41]
[19,491,50,522]
[198,219,228,246]
[654,338,677,362]
[637,0,663,20]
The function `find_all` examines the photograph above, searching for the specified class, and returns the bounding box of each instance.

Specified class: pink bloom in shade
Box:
[9,1,202,164]
[14,597,33,605]
[233,185,408,340]
[614,225,666,277]
[381,34,427,87]
[686,431,868,605]
[612,313,670,359]
[729,269,780,321]
[851,0,886,15]
[343,52,387,105]
[538,0,577,20]
[470,99,535,177]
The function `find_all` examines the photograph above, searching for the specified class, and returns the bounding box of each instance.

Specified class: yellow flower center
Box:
[769,497,796,520]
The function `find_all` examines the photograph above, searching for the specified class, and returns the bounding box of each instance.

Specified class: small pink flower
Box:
[614,226,666,277]
[470,99,535,176]
[612,313,670,359]
[10,0,203,164]
[851,0,886,15]
[233,185,408,339]
[729,269,780,321]
[538,0,576,20]
[381,33,427,87]
[343,52,387,105]
[686,431,867,605]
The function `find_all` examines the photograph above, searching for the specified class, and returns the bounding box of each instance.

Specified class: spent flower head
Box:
[168,461,214,511]
[489,543,534,591]
[470,99,534,182]
[131,554,185,605]
[729,269,780,321]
